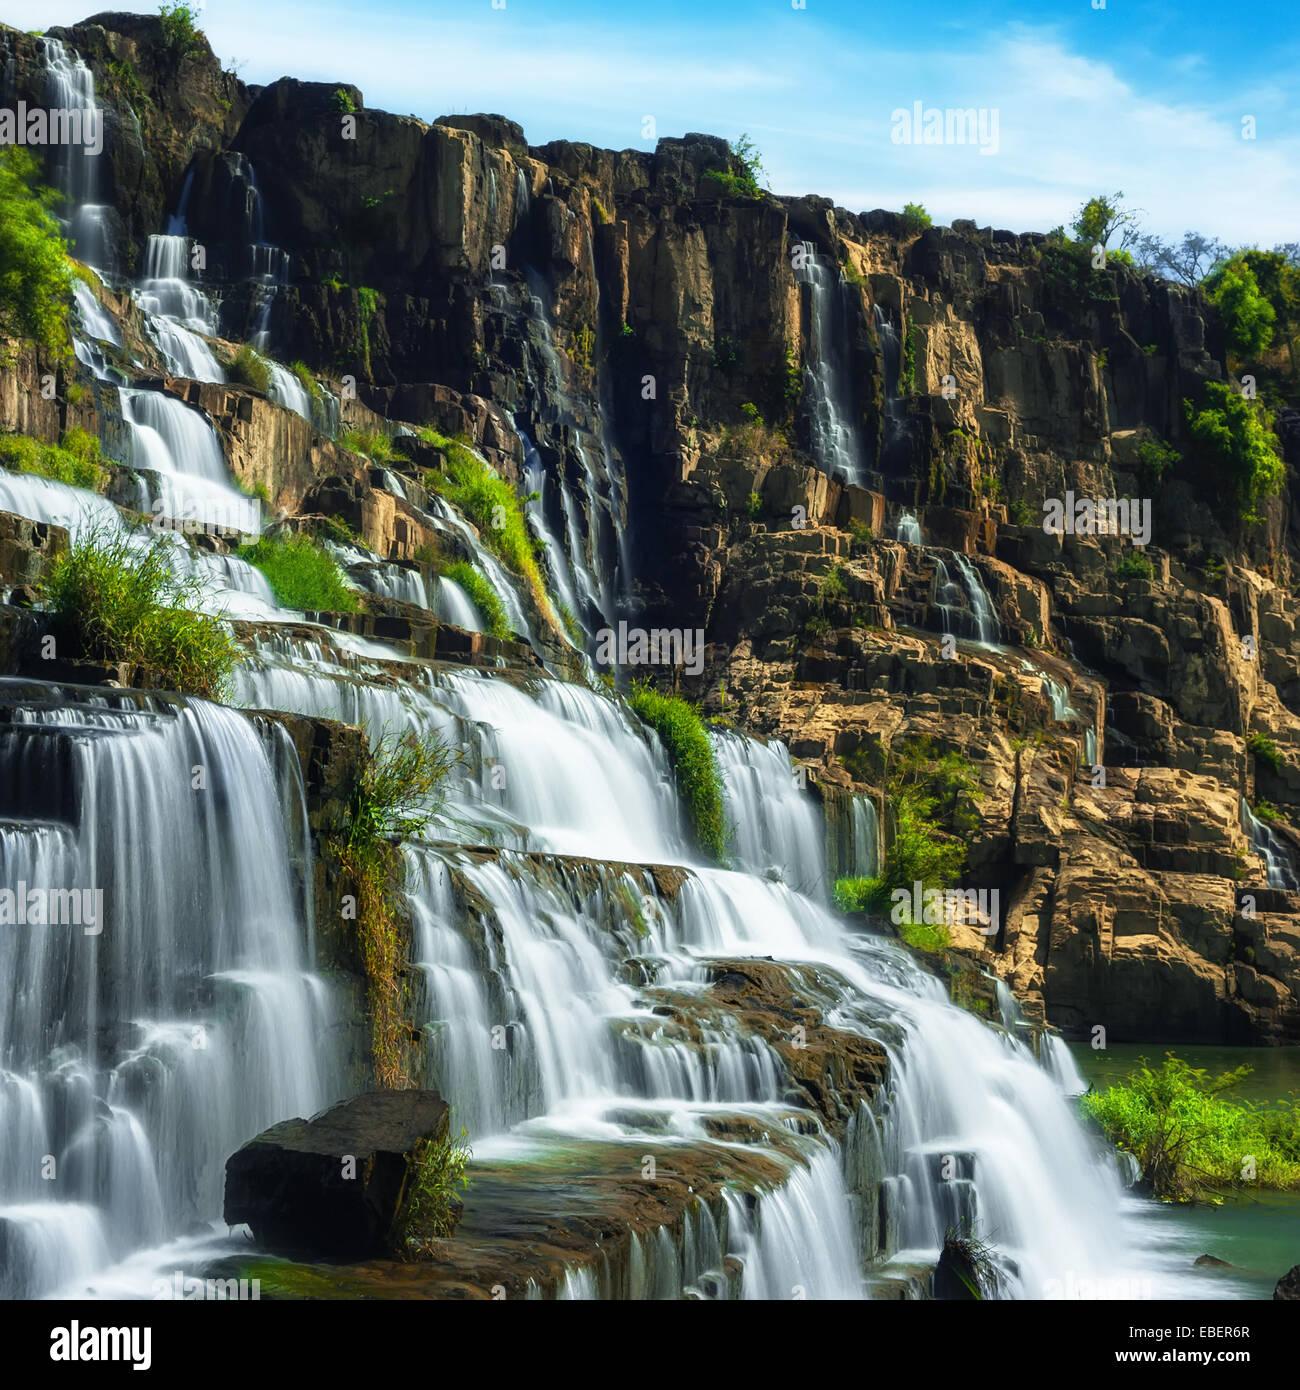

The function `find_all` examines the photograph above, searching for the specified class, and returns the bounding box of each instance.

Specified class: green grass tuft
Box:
[237,532,359,612]
[227,344,271,393]
[441,559,510,639]
[628,680,728,862]
[0,427,107,491]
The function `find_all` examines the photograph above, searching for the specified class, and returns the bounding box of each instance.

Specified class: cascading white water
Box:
[133,235,225,382]
[1241,797,1300,890]
[949,553,1000,646]
[41,38,110,271]
[433,577,484,632]
[895,509,923,545]
[0,687,341,1297]
[794,243,863,485]
[850,794,881,879]
[266,362,313,422]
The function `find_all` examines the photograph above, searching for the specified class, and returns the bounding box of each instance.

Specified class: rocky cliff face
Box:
[5,12,1300,1045]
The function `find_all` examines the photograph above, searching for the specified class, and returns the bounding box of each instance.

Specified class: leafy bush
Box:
[42,528,241,698]
[629,681,727,862]
[1136,436,1180,484]
[1007,498,1037,527]
[226,344,271,393]
[441,559,510,639]
[1246,731,1282,773]
[158,3,206,58]
[701,134,766,199]
[1115,551,1154,581]
[290,360,317,393]
[0,148,72,359]
[332,87,357,114]
[347,727,457,851]
[0,427,106,490]
[1183,381,1285,522]
[1204,254,1275,362]
[1081,1056,1300,1201]
[900,202,932,236]
[237,532,359,612]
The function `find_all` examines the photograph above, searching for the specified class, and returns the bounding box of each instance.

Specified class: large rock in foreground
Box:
[1275,1265,1300,1300]
[224,1090,449,1257]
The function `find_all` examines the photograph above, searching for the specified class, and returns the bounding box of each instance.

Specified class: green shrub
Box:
[900,202,932,236]
[418,430,553,620]
[158,4,206,57]
[1007,498,1037,527]
[227,345,271,393]
[1115,551,1154,581]
[818,565,846,600]
[1253,799,1281,826]
[1081,1055,1300,1201]
[1136,436,1180,484]
[332,87,357,114]
[340,427,396,463]
[237,532,359,612]
[1246,731,1282,773]
[1183,381,1285,522]
[0,148,72,359]
[628,681,728,862]
[442,559,510,639]
[0,427,107,490]
[41,527,241,698]
[398,1127,472,1251]
[1204,254,1275,362]
[700,133,766,199]
[290,360,317,393]
[746,491,762,518]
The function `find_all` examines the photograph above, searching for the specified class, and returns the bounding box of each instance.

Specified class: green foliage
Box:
[818,565,846,600]
[105,58,148,110]
[1204,253,1276,362]
[42,527,241,698]
[701,133,766,199]
[158,4,206,57]
[0,148,73,359]
[237,532,359,612]
[442,559,510,639]
[746,491,762,518]
[847,519,873,546]
[1040,231,1121,307]
[418,430,553,618]
[1007,498,1037,527]
[1136,436,1180,485]
[0,427,106,491]
[1246,731,1282,773]
[340,427,396,463]
[399,1128,472,1250]
[1183,380,1285,522]
[332,87,357,114]
[1114,551,1154,581]
[1253,799,1281,826]
[1081,1056,1300,1201]
[227,344,271,393]
[346,727,457,852]
[1238,249,1300,374]
[1070,191,1143,255]
[899,324,918,395]
[712,335,741,372]
[289,360,317,394]
[900,202,932,236]
[740,401,762,423]
[628,681,727,862]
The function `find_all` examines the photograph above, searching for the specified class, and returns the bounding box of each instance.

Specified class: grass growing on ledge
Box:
[628,680,727,862]
[1081,1055,1300,1202]
[237,532,359,613]
[415,429,553,619]
[41,527,241,698]
[0,427,107,491]
[442,559,510,639]
[340,427,397,464]
[227,344,271,394]
[338,729,458,1087]
[398,1126,473,1252]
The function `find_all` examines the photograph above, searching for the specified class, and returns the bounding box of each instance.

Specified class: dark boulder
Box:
[1275,1265,1300,1300]
[224,1090,449,1258]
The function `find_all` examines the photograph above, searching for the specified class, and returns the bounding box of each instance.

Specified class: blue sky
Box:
[12,0,1300,243]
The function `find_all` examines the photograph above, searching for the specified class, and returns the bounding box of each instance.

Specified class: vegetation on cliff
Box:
[397,1127,473,1252]
[441,559,510,639]
[628,681,728,862]
[42,528,241,698]
[0,147,73,361]
[227,344,272,393]
[0,427,106,491]
[238,532,359,612]
[1183,381,1285,523]
[1082,1056,1300,1202]
[337,728,457,1087]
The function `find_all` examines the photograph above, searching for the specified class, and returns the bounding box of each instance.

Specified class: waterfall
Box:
[794,243,863,484]
[1241,798,1300,890]
[266,364,313,422]
[934,552,999,646]
[874,303,906,458]
[133,235,225,383]
[433,576,485,631]
[895,509,922,544]
[0,688,341,1296]
[40,38,110,271]
[850,794,881,879]
[520,427,584,640]
[1042,1035,1090,1097]
[120,390,262,534]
